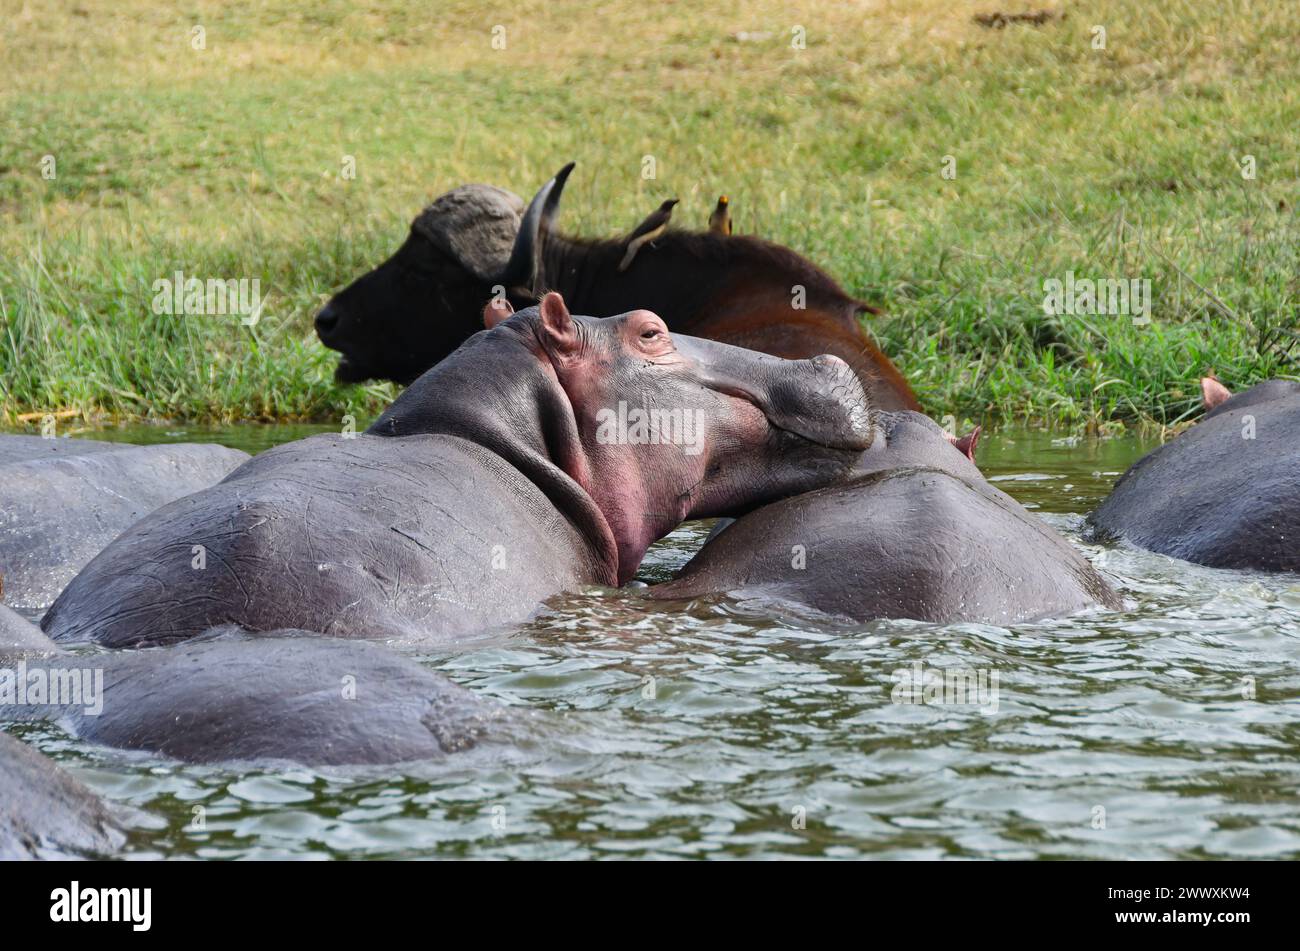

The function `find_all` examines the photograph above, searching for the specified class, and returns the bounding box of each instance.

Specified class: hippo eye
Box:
[641,328,663,340]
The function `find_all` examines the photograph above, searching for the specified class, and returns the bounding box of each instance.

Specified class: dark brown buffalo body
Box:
[533,230,918,411]
[315,164,919,411]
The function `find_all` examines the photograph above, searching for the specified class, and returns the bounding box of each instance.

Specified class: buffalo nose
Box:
[314,304,340,338]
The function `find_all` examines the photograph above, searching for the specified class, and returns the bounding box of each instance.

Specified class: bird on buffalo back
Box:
[708,195,732,235]
[618,199,679,271]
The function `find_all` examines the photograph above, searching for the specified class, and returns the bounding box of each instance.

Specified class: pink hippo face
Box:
[480,293,877,581]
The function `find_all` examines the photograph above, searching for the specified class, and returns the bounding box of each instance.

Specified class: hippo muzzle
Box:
[673,337,876,451]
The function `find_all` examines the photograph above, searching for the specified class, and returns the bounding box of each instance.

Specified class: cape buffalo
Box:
[315,163,919,411]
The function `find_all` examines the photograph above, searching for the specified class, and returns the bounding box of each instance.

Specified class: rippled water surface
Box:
[10,425,1300,859]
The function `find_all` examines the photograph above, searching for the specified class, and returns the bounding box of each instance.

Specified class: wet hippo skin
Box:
[652,412,1121,624]
[1088,379,1300,572]
[3,632,507,767]
[0,731,124,860]
[2,606,508,768]
[0,435,248,611]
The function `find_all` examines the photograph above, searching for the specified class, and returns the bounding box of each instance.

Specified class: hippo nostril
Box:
[314,305,340,338]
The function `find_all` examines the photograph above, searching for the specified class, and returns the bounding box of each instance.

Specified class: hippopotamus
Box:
[43,293,873,648]
[651,412,1122,624]
[1,626,506,767]
[1,603,56,654]
[4,607,500,767]
[0,731,124,860]
[1087,377,1300,572]
[314,164,919,411]
[0,435,248,610]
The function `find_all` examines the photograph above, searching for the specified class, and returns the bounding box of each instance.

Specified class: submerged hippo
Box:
[652,412,1122,624]
[1088,377,1300,572]
[3,606,501,767]
[1,628,506,767]
[315,164,919,410]
[0,731,124,860]
[0,436,248,610]
[44,293,872,648]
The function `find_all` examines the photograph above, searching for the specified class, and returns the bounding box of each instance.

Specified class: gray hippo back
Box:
[0,731,124,860]
[4,633,506,767]
[653,412,1121,624]
[0,436,248,610]
[1088,379,1299,571]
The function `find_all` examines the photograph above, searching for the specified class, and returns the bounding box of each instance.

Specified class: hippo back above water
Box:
[1087,378,1300,572]
[0,436,248,611]
[652,412,1121,624]
[0,731,124,860]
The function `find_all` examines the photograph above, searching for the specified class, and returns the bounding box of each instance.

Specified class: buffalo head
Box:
[315,164,574,383]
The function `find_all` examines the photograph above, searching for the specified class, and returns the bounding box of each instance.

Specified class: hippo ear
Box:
[483,298,514,329]
[1201,376,1232,410]
[538,292,579,353]
[946,425,981,463]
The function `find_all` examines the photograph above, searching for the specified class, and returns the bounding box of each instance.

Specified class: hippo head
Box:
[315,166,574,384]
[371,292,874,583]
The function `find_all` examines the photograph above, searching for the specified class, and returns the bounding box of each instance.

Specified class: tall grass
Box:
[1,0,1296,428]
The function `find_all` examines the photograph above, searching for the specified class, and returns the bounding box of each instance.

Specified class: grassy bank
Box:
[1,0,1296,429]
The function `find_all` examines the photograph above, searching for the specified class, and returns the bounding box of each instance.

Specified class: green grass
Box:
[1,0,1296,430]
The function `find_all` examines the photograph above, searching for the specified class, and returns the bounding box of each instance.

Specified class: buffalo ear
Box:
[539,292,579,352]
[1201,376,1232,410]
[483,297,514,329]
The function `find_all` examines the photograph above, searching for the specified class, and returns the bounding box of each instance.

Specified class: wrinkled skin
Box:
[652,412,1122,624]
[1088,379,1300,572]
[0,436,248,611]
[0,731,124,860]
[315,168,919,411]
[2,629,505,767]
[44,294,872,648]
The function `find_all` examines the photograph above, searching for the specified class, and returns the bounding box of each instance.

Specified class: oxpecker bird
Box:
[708,195,732,235]
[618,199,678,271]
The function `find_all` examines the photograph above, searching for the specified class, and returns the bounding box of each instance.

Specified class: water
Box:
[8,426,1300,859]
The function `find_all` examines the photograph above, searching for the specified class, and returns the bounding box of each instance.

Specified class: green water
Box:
[10,425,1300,859]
